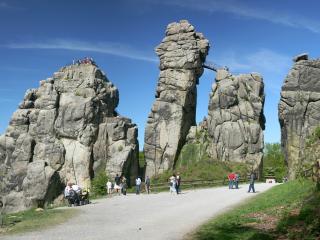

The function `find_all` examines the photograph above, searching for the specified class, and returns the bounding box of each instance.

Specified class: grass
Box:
[0,208,78,236]
[186,179,319,240]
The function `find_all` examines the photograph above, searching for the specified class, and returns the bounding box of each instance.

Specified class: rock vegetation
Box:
[0,62,138,213]
[144,20,209,177]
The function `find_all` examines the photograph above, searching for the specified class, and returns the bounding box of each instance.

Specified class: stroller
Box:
[79,190,90,205]
[66,189,80,206]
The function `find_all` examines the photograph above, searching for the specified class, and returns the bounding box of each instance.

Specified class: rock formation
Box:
[206,69,265,173]
[0,62,139,213]
[144,20,209,177]
[279,54,320,179]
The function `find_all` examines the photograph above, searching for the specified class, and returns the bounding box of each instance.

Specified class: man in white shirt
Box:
[106,179,112,195]
[135,176,142,195]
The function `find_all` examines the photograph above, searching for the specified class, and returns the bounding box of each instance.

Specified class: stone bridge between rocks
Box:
[2,183,276,240]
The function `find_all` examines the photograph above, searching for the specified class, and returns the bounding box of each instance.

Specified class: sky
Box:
[1,0,320,149]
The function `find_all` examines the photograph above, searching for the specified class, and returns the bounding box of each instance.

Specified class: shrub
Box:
[91,171,108,197]
[263,143,287,182]
[118,145,123,152]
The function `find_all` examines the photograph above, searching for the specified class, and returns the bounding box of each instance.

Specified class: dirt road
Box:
[2,183,277,240]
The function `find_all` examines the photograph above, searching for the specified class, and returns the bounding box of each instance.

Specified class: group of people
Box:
[227,172,257,193]
[64,182,89,206]
[106,174,128,196]
[72,57,96,66]
[169,173,181,194]
[227,172,240,189]
[105,175,152,196]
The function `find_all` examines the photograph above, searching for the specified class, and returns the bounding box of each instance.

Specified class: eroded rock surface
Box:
[144,20,209,177]
[206,69,265,172]
[0,63,138,212]
[279,56,320,179]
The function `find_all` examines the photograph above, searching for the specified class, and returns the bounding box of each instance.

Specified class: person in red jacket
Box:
[228,173,235,189]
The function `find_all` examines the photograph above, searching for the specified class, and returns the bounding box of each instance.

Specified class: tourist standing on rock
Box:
[145,176,151,194]
[235,173,240,189]
[135,176,142,194]
[169,174,177,194]
[248,172,256,193]
[114,174,121,195]
[106,179,112,196]
[176,173,181,194]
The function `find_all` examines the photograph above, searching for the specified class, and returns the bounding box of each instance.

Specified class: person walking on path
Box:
[121,177,128,196]
[114,174,121,195]
[248,172,256,193]
[228,173,235,189]
[135,176,142,194]
[106,179,112,196]
[235,173,240,189]
[145,176,151,194]
[169,174,177,194]
[176,173,181,194]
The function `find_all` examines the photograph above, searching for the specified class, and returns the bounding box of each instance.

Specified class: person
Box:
[234,173,240,189]
[122,177,128,195]
[72,183,82,205]
[106,179,112,196]
[145,176,151,194]
[248,172,256,193]
[176,173,181,194]
[64,182,78,206]
[114,174,121,195]
[169,174,177,194]
[135,176,142,194]
[228,173,235,189]
[0,200,3,227]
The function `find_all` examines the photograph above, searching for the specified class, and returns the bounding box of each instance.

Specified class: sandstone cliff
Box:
[0,62,139,213]
[279,54,320,179]
[207,69,265,173]
[144,20,209,177]
[177,69,265,174]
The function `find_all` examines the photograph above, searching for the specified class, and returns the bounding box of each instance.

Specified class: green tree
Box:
[263,143,287,182]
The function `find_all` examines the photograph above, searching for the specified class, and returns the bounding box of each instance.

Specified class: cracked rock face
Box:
[0,63,139,213]
[207,69,265,173]
[279,58,320,179]
[144,20,209,177]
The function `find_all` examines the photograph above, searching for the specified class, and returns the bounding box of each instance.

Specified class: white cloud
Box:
[211,49,291,93]
[4,39,157,63]
[154,0,320,34]
[213,49,291,74]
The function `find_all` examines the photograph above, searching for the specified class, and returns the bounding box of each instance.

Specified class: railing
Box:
[149,178,247,193]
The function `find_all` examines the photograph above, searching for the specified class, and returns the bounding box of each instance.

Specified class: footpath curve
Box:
[3,183,277,240]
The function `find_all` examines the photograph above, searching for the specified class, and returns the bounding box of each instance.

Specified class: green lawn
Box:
[0,208,78,236]
[186,179,319,240]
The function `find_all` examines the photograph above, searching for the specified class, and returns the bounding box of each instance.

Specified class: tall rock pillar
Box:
[144,20,209,177]
[279,54,320,179]
[207,69,265,174]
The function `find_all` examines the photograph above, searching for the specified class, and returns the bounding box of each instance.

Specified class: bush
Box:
[91,171,108,197]
[263,143,287,182]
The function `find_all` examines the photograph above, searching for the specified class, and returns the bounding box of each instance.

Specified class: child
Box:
[106,179,112,195]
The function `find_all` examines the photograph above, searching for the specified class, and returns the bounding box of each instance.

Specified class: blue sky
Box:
[1,0,320,149]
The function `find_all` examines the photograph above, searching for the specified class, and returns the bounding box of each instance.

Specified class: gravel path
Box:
[2,183,277,240]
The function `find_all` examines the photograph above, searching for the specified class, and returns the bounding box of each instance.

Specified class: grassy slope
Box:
[187,179,319,240]
[0,208,78,236]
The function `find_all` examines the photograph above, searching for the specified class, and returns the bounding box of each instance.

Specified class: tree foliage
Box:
[263,143,287,182]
